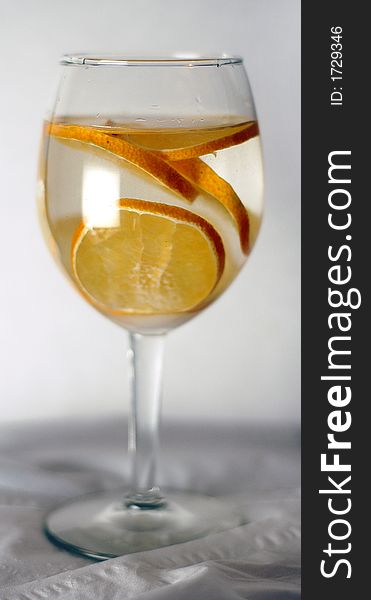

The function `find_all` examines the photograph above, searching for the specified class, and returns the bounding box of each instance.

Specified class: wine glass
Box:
[38,55,264,559]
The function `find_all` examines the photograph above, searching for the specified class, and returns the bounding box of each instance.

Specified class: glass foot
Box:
[45,490,244,560]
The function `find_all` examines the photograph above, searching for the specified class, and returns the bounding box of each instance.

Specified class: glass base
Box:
[45,490,244,560]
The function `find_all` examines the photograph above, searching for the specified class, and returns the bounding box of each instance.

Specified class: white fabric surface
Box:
[0,419,301,599]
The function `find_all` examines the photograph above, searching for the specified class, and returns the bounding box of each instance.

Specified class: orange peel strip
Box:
[169,157,249,254]
[158,121,259,161]
[48,123,196,202]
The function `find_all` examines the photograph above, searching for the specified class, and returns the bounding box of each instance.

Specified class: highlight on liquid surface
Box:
[39,117,263,332]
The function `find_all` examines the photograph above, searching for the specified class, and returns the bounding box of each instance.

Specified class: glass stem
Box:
[125,332,166,509]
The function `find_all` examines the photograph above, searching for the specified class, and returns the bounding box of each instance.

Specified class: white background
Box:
[0,0,300,424]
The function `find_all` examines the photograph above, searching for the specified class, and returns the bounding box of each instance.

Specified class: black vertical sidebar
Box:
[302,2,368,598]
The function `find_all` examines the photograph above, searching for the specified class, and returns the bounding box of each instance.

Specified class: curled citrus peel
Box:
[71,198,225,314]
[157,121,259,161]
[48,121,258,254]
[169,158,250,254]
[48,123,196,202]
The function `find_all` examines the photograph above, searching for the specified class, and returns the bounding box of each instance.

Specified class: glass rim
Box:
[60,54,243,67]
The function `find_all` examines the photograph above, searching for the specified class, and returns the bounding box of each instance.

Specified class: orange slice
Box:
[71,198,225,314]
[48,124,196,202]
